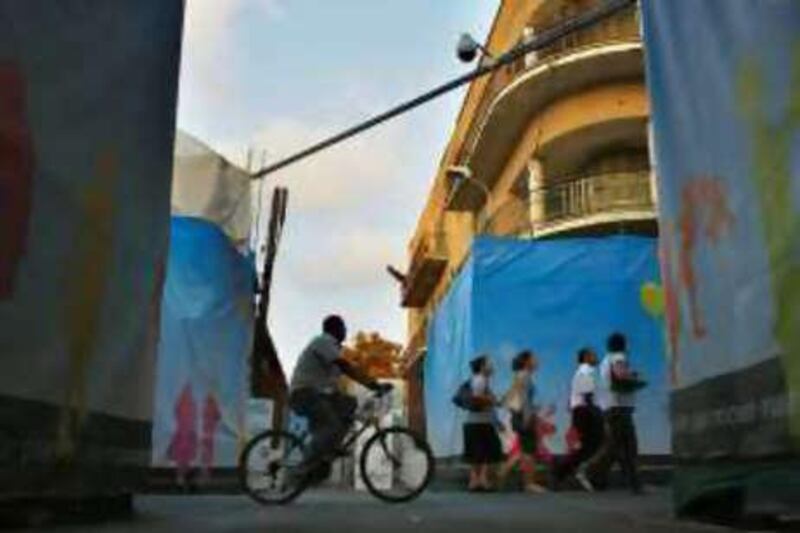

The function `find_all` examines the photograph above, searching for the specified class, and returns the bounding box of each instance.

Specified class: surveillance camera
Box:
[456,33,480,63]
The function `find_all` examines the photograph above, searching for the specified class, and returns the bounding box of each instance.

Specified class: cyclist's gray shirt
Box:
[290,333,342,394]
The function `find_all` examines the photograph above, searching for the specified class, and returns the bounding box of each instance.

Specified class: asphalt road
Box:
[24,488,739,533]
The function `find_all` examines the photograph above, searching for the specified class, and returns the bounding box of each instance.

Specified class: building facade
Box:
[402,0,656,434]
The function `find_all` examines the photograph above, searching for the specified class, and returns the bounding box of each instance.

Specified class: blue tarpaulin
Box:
[152,217,254,469]
[425,236,670,458]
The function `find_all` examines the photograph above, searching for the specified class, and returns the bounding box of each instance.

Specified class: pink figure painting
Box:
[168,383,198,487]
[535,405,558,464]
[0,62,34,300]
[200,393,222,478]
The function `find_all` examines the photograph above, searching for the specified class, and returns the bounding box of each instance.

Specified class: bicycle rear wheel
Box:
[238,430,307,505]
[359,427,435,503]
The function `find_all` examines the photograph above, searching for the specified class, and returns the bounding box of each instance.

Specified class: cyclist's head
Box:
[322,314,347,343]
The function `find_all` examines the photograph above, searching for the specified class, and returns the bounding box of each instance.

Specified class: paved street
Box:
[30,488,733,533]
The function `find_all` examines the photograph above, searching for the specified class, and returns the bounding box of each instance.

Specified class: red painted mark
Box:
[168,383,198,474]
[0,62,34,300]
[678,177,734,340]
[564,425,581,454]
[663,177,734,385]
[659,223,682,385]
[535,404,558,463]
[200,394,221,470]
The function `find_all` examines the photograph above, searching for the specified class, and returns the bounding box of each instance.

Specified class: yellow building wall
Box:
[405,0,647,347]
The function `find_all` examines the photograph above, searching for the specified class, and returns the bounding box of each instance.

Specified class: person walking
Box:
[462,355,504,492]
[553,348,604,492]
[499,351,547,493]
[591,332,644,493]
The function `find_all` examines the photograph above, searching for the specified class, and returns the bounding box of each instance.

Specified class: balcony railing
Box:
[482,170,654,237]
[535,170,653,230]
[522,5,639,65]
[460,5,640,167]
[402,230,448,308]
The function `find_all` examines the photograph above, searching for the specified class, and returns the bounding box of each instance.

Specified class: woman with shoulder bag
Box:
[462,355,504,492]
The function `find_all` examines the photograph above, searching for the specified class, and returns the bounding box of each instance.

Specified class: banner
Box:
[0,1,183,498]
[151,217,254,471]
[425,236,669,459]
[642,0,800,512]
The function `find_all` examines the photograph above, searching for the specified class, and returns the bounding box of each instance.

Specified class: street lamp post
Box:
[446,165,492,234]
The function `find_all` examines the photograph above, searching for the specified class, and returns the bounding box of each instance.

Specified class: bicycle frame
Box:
[295,392,395,462]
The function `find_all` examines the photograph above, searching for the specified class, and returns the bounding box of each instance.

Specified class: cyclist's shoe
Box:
[309,462,332,485]
[332,448,349,459]
[289,458,331,488]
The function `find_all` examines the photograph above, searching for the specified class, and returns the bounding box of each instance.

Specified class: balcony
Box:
[460,6,643,192]
[533,170,655,236]
[402,231,448,308]
[526,3,640,64]
[482,170,655,238]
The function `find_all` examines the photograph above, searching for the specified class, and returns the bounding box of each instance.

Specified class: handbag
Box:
[452,380,481,412]
[611,368,647,393]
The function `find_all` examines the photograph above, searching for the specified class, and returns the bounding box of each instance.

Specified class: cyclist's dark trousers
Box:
[290,389,357,462]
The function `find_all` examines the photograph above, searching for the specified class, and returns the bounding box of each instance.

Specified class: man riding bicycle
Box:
[289,315,391,481]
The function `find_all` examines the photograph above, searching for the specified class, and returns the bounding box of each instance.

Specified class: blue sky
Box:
[177,0,499,373]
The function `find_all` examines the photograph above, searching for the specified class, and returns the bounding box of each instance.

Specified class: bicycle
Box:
[238,389,435,505]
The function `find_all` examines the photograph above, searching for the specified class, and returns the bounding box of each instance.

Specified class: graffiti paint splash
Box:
[57,148,119,459]
[0,62,34,300]
[661,178,734,385]
[168,383,198,486]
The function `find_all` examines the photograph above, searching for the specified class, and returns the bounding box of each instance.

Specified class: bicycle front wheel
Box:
[238,429,306,505]
[359,427,435,503]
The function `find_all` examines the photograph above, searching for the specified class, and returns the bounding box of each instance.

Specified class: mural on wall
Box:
[151,217,254,482]
[642,0,800,510]
[0,1,184,498]
[659,178,735,385]
[0,62,33,301]
[58,147,119,458]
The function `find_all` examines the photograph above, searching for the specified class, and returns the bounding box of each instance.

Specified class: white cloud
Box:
[180,0,285,112]
[284,226,405,289]
[251,117,406,213]
[184,0,284,47]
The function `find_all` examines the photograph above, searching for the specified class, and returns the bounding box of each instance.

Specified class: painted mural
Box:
[0,1,183,497]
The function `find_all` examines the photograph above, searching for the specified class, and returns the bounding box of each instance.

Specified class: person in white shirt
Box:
[554,348,604,492]
[590,332,642,493]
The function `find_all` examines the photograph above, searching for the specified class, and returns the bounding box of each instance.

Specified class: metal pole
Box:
[252,0,636,180]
